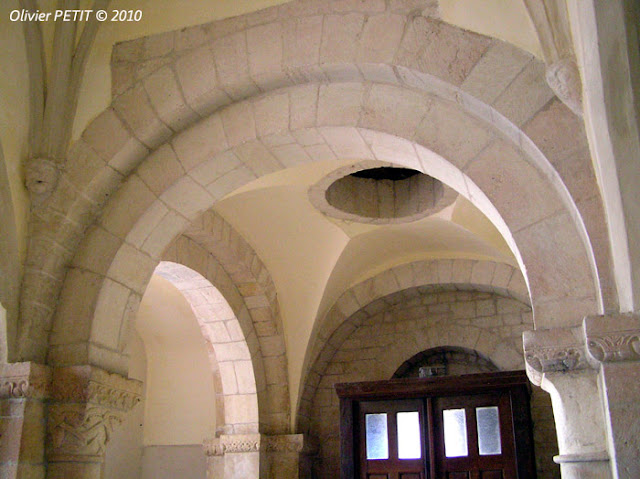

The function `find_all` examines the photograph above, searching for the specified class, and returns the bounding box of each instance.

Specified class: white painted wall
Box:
[104,274,217,479]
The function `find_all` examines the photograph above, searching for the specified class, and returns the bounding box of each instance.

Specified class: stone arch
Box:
[17,1,610,381]
[303,283,538,477]
[21,94,604,365]
[47,108,597,365]
[297,259,528,430]
[153,261,257,435]
[392,345,499,378]
[174,212,290,434]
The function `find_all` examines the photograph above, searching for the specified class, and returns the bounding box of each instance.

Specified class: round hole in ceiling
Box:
[308,163,458,224]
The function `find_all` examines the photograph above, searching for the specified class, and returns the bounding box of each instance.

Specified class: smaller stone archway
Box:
[154,261,259,435]
[302,285,559,478]
[153,261,264,478]
[393,345,500,378]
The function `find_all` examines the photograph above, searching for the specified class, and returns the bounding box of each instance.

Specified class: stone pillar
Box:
[0,362,50,479]
[203,437,225,479]
[524,327,611,478]
[584,314,640,479]
[46,365,142,479]
[264,434,318,479]
[204,433,318,478]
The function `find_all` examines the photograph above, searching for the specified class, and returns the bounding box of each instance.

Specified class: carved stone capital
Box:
[584,314,640,364]
[47,404,127,462]
[523,327,591,385]
[51,365,142,410]
[546,57,583,116]
[0,362,50,399]
[24,157,60,201]
[47,366,142,462]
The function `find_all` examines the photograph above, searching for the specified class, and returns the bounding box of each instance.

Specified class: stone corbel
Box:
[584,313,640,365]
[0,361,50,399]
[24,157,60,204]
[545,57,583,116]
[46,365,142,463]
[522,0,583,116]
[523,326,591,386]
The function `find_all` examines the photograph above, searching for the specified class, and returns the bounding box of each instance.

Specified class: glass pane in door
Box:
[476,406,502,455]
[397,411,422,459]
[365,413,389,459]
[443,408,468,457]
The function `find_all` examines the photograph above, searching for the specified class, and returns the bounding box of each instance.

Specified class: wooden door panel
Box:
[359,400,427,479]
[434,393,516,479]
[447,472,469,479]
[337,372,537,479]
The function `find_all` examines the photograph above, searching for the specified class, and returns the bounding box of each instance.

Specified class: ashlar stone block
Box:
[113,84,172,149]
[320,13,366,63]
[171,114,228,172]
[143,66,198,132]
[175,45,231,116]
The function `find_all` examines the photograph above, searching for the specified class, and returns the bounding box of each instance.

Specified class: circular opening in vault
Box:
[325,167,445,220]
[350,167,421,181]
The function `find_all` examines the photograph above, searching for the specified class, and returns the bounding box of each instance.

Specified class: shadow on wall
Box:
[0,139,21,363]
[103,274,216,479]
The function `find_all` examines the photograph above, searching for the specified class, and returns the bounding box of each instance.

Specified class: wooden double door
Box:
[337,371,536,479]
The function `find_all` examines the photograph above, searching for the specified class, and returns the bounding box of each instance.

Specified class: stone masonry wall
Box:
[308,288,559,478]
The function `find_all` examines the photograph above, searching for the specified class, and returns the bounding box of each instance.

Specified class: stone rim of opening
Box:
[308,161,458,225]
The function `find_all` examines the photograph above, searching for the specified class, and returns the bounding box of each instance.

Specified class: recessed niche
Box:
[309,163,457,224]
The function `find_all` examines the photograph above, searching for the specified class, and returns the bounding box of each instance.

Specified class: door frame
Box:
[336,370,536,479]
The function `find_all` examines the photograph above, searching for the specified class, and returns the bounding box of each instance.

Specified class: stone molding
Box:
[221,433,262,454]
[0,361,50,399]
[584,314,640,364]
[47,365,142,462]
[553,451,609,464]
[204,434,317,456]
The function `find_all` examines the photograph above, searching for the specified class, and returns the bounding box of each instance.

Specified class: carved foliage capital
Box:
[47,404,125,461]
[51,365,142,411]
[47,366,142,462]
[585,314,640,363]
[523,327,590,385]
[0,362,50,399]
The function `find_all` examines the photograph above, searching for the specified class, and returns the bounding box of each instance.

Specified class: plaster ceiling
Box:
[214,161,517,376]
